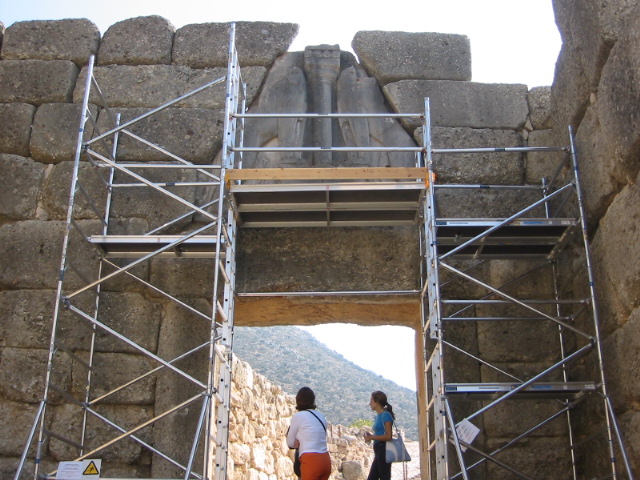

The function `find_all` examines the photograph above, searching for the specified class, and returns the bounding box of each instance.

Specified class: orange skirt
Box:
[299,451,331,480]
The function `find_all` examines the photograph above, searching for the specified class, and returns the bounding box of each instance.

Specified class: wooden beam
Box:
[226,167,428,182]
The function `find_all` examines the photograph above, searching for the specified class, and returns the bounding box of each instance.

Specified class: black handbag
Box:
[293,448,301,476]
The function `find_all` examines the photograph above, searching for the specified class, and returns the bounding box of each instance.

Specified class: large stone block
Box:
[0,399,39,456]
[0,220,102,290]
[49,403,152,463]
[384,80,528,129]
[482,398,568,438]
[527,86,552,130]
[0,290,55,349]
[0,60,79,104]
[1,19,99,65]
[591,180,640,318]
[73,64,265,109]
[0,220,64,289]
[98,15,174,66]
[434,188,545,218]
[352,31,471,85]
[0,154,45,220]
[595,6,640,185]
[549,44,591,137]
[0,102,35,155]
[484,436,573,479]
[525,129,564,185]
[603,306,640,411]
[39,161,106,220]
[82,352,156,404]
[573,105,625,225]
[236,227,419,293]
[0,348,71,403]
[427,127,523,184]
[30,103,98,164]
[173,21,298,68]
[93,291,162,354]
[93,106,224,163]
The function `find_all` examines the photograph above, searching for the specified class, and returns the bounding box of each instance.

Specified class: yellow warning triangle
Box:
[83,461,100,475]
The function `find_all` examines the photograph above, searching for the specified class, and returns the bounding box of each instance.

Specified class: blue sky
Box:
[1,0,562,390]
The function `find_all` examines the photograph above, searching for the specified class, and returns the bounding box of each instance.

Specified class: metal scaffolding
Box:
[420,98,635,479]
[14,24,634,480]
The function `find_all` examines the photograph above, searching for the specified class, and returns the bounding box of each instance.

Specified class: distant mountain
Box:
[233,326,418,440]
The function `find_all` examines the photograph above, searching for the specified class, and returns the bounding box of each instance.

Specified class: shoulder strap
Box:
[305,410,327,432]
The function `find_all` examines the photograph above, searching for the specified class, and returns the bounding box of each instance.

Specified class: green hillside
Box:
[233,326,418,440]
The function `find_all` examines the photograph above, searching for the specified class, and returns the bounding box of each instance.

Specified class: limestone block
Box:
[0,60,78,104]
[549,44,590,137]
[591,181,640,316]
[0,348,71,403]
[0,219,103,290]
[618,410,640,473]
[98,15,174,66]
[30,103,98,163]
[93,106,224,164]
[233,356,255,389]
[0,102,35,155]
[573,105,624,224]
[425,127,523,184]
[434,188,545,218]
[93,291,162,354]
[352,31,471,85]
[596,8,640,185]
[482,399,568,438]
[236,228,419,293]
[484,436,572,479]
[173,21,298,68]
[0,220,64,289]
[231,443,252,466]
[1,19,99,65]
[39,161,107,220]
[49,403,152,463]
[251,443,267,470]
[0,154,45,220]
[525,129,564,185]
[602,306,640,409]
[275,455,294,478]
[384,80,528,130]
[150,258,215,298]
[0,290,55,349]
[0,399,39,456]
[342,460,365,480]
[527,86,552,130]
[82,352,156,404]
[74,64,266,109]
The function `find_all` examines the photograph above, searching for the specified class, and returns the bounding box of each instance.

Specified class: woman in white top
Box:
[287,387,331,480]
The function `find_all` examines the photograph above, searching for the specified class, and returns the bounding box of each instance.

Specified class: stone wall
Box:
[229,355,375,480]
[551,0,640,475]
[1,5,637,478]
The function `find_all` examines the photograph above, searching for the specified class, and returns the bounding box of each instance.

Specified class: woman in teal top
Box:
[364,390,394,480]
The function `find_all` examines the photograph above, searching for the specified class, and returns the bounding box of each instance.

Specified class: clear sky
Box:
[1,0,562,391]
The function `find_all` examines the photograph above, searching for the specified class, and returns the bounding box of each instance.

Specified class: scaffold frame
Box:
[13,24,635,480]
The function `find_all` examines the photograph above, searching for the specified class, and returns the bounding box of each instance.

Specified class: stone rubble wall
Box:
[229,355,375,480]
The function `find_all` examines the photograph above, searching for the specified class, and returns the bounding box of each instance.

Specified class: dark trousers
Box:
[367,441,391,480]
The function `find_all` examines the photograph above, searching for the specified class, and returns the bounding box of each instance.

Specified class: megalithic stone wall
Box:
[1,4,638,477]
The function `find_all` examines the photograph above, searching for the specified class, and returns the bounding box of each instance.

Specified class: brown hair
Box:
[296,386,317,411]
[371,390,395,419]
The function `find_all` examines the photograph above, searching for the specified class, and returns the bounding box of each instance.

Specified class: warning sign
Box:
[83,461,100,475]
[56,459,101,479]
